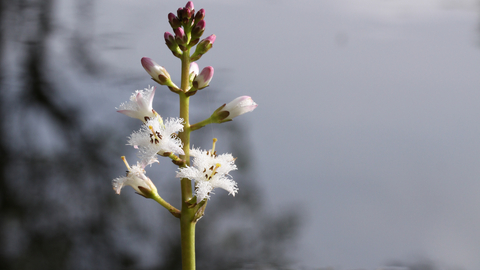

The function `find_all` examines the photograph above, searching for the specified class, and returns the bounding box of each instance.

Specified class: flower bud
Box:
[174,27,188,51]
[185,1,194,11]
[164,31,175,44]
[193,66,214,90]
[164,32,182,57]
[191,34,216,61]
[168,13,181,29]
[189,62,199,76]
[211,96,258,123]
[177,7,186,20]
[194,9,205,23]
[177,6,194,24]
[141,57,173,86]
[191,19,205,39]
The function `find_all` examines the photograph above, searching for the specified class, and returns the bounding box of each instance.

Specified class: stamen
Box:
[121,156,132,171]
[207,163,221,180]
[210,138,218,156]
[148,126,162,144]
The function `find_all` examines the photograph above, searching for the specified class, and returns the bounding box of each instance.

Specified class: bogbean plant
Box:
[112,2,257,269]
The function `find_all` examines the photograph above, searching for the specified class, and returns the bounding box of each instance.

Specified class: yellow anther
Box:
[148,126,161,143]
[207,163,221,180]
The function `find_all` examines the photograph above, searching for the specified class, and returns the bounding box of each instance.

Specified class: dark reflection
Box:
[386,258,449,270]
[0,1,300,269]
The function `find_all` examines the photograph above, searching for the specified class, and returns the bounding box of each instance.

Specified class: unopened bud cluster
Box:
[141,2,218,96]
[165,1,213,58]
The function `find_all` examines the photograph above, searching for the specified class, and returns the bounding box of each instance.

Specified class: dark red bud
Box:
[194,9,205,22]
[174,27,186,43]
[168,13,181,29]
[185,1,194,10]
[191,20,206,38]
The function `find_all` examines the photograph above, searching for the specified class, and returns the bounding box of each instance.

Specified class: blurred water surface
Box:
[1,0,480,270]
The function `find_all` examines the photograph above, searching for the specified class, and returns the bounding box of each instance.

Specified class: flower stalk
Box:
[112,2,257,270]
[179,44,197,270]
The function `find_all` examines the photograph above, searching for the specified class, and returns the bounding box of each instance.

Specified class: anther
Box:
[148,126,162,144]
[205,163,221,180]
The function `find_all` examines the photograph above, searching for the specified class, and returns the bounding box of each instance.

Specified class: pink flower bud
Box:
[164,32,175,44]
[193,66,214,89]
[191,19,205,38]
[185,1,194,11]
[194,9,205,22]
[189,62,199,76]
[190,34,216,61]
[177,7,185,19]
[164,32,182,58]
[168,13,181,29]
[205,34,216,44]
[174,27,185,41]
[174,28,188,51]
[177,5,194,21]
[141,57,171,85]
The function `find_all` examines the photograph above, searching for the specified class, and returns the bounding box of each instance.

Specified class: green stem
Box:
[179,48,196,270]
[151,193,181,218]
[190,117,214,131]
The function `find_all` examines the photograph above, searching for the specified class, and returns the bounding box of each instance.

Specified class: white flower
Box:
[117,86,158,122]
[112,156,158,196]
[128,116,185,161]
[176,141,238,202]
